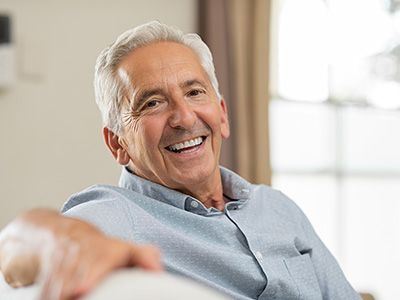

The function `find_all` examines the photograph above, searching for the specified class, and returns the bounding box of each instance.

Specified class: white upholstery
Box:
[1,269,231,300]
[0,273,39,300]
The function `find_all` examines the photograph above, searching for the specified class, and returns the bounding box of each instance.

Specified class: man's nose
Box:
[167,98,197,130]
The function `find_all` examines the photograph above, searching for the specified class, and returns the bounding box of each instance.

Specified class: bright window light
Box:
[272,0,400,299]
[278,0,329,102]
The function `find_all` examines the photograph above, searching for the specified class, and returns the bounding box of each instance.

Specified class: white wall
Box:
[0,0,198,228]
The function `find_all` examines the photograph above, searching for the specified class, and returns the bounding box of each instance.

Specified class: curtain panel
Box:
[198,0,272,185]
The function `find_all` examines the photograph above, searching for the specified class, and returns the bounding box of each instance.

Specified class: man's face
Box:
[112,41,230,193]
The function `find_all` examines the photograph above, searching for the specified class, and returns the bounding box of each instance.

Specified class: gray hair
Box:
[94,21,221,134]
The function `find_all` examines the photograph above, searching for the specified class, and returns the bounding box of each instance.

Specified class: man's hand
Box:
[0,209,163,300]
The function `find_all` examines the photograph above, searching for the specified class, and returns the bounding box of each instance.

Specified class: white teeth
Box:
[168,137,203,152]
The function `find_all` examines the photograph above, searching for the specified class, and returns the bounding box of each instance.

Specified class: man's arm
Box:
[0,209,163,300]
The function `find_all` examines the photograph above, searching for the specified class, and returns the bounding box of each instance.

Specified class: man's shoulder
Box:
[61,184,140,239]
[251,183,307,220]
[61,184,135,213]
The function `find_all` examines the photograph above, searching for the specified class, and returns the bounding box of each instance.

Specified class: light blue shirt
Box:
[61,167,361,300]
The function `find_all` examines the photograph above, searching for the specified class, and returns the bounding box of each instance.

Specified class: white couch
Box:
[0,269,231,300]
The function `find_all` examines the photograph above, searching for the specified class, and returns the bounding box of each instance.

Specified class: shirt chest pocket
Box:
[284,253,323,300]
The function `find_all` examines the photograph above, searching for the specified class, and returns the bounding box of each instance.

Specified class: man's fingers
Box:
[127,244,164,272]
[39,239,81,300]
[70,242,164,299]
[40,238,164,300]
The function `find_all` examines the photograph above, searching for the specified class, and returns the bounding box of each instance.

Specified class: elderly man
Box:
[0,21,361,300]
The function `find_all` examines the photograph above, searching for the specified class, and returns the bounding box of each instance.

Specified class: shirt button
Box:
[191,201,199,208]
[256,251,263,260]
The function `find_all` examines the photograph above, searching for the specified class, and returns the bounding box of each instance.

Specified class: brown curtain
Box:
[198,0,272,185]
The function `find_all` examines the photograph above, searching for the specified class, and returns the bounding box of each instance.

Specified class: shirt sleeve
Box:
[61,185,136,241]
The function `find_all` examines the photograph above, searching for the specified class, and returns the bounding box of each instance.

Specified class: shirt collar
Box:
[118,166,253,212]
[219,166,252,201]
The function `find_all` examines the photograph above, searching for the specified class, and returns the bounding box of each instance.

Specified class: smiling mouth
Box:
[165,136,205,154]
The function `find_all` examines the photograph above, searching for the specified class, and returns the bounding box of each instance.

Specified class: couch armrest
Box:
[1,269,231,300]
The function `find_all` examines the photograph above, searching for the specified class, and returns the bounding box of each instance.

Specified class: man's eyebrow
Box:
[180,79,207,89]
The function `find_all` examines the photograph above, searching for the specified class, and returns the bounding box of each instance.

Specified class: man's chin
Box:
[167,166,218,187]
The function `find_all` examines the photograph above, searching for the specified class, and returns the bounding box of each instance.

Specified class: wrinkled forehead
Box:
[116,41,210,94]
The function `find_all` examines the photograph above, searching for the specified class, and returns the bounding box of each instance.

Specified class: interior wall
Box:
[0,0,198,228]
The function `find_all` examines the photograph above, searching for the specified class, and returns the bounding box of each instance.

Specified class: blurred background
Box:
[0,0,399,299]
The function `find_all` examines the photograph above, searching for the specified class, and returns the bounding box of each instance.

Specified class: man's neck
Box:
[180,177,226,212]
[126,165,226,212]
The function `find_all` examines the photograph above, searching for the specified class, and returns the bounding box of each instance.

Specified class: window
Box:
[270,0,400,299]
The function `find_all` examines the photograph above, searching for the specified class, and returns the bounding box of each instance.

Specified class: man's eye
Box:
[146,100,159,108]
[189,90,202,96]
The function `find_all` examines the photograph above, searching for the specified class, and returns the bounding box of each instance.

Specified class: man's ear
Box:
[103,127,130,165]
[220,98,230,139]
